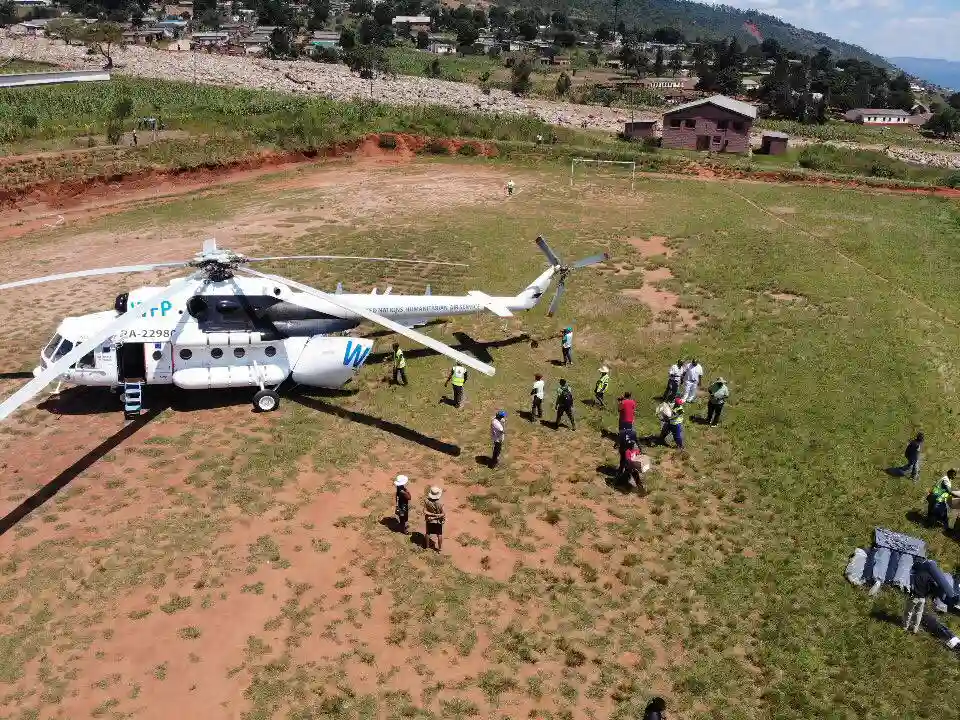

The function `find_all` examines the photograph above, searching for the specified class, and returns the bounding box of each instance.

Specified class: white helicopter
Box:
[0,236,606,419]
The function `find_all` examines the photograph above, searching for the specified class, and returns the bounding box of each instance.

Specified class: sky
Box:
[700,0,960,61]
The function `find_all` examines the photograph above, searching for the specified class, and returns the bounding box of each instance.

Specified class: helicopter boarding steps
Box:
[123,382,143,419]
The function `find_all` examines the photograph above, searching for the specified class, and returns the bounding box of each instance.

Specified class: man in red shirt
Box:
[618,391,636,430]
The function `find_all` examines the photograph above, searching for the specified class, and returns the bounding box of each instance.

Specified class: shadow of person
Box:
[475,455,491,468]
[518,410,534,422]
[410,531,426,549]
[905,509,929,528]
[379,516,402,533]
[885,467,907,478]
[690,415,709,425]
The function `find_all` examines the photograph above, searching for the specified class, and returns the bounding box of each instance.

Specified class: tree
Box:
[888,72,915,111]
[83,22,125,69]
[349,0,372,14]
[339,27,356,50]
[555,70,571,96]
[554,30,576,48]
[306,0,329,31]
[510,57,532,95]
[426,57,441,77]
[105,96,132,145]
[760,38,782,59]
[587,49,599,67]
[596,23,611,43]
[924,107,960,137]
[416,30,429,49]
[0,0,15,26]
[550,11,569,29]
[47,18,85,45]
[949,92,960,110]
[653,47,665,77]
[517,21,537,41]
[357,16,380,44]
[455,21,478,47]
[471,8,486,27]
[668,48,683,76]
[652,27,684,44]
[372,1,394,27]
[488,5,508,27]
[267,27,296,59]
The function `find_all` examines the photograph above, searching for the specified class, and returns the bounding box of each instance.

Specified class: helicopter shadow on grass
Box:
[289,392,461,457]
[365,332,531,365]
[0,407,161,537]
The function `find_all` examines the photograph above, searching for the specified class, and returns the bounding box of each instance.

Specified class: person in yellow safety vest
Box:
[392,342,407,386]
[657,397,685,449]
[927,469,959,530]
[445,363,468,408]
[594,366,610,408]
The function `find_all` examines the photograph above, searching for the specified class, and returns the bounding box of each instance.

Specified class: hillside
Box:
[534,0,890,67]
[889,57,960,91]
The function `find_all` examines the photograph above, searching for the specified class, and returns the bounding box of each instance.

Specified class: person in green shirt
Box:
[594,366,610,408]
[392,343,407,386]
[706,377,730,426]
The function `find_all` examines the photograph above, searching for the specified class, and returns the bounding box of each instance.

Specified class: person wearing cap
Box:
[392,343,407,386]
[491,410,507,467]
[555,378,576,430]
[664,359,684,401]
[423,486,445,551]
[560,327,573,366]
[705,377,730,426]
[594,366,610,408]
[530,373,545,420]
[927,469,960,530]
[394,475,412,534]
[658,397,685,449]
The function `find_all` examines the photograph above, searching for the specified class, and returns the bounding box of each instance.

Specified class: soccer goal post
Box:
[570,158,636,190]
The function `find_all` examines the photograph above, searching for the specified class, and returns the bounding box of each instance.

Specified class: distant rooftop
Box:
[664,94,758,120]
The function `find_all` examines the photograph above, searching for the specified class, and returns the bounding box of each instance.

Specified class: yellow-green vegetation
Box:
[1,159,959,717]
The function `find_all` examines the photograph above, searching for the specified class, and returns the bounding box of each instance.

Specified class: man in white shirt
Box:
[664,359,684,400]
[683,359,703,403]
[490,410,506,467]
[530,374,545,420]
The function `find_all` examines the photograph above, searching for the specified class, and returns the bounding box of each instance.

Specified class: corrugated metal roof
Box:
[663,94,758,119]
[845,108,911,118]
[762,131,790,139]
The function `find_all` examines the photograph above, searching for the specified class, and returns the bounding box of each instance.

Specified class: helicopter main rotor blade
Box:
[0,261,191,291]
[0,276,203,422]
[239,268,496,377]
[245,255,468,267]
[535,236,561,267]
[571,253,609,269]
[547,280,566,318]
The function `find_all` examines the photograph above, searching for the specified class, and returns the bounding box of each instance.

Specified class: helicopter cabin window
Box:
[211,348,224,359]
[233,348,245,359]
[179,349,193,360]
[152,351,163,361]
[264,346,277,357]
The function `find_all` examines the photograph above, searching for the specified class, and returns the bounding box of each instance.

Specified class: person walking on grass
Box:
[507,180,515,196]
[530,373,545,420]
[445,362,468,408]
[618,391,636,431]
[555,378,576,430]
[664,359,684,401]
[394,474,412,534]
[560,326,574,366]
[705,377,730,426]
[424,486,445,552]
[682,358,703,403]
[658,397,685,449]
[900,432,924,481]
[595,366,610,408]
[392,343,407,386]
[904,560,939,634]
[490,410,507,467]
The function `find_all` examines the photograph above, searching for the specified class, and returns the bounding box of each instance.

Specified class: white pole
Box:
[570,158,574,187]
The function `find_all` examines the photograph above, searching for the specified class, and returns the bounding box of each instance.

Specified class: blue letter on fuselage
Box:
[343,340,371,368]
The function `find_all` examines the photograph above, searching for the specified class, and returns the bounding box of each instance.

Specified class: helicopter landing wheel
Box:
[253,389,280,412]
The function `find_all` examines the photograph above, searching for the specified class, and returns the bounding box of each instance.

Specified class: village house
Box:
[391,15,431,35]
[310,30,340,48]
[622,119,659,141]
[661,94,757,154]
[190,31,230,49]
[760,131,789,156]
[842,108,911,125]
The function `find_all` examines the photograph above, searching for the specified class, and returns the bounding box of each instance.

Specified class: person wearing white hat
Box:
[594,366,610,409]
[927,470,960,530]
[423,486,445,551]
[394,475,412,534]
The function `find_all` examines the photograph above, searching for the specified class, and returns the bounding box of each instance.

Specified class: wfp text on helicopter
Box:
[0,237,606,418]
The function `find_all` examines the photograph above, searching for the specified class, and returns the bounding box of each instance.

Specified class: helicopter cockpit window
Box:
[42,334,63,358]
[76,352,96,369]
[52,338,74,361]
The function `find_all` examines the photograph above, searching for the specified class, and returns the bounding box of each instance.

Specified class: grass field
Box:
[1,156,960,719]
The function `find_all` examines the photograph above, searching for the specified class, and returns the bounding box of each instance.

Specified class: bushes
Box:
[940,172,960,189]
[456,143,478,156]
[798,144,909,179]
[425,139,449,155]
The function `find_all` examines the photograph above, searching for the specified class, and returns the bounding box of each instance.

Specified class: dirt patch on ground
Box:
[765,290,806,303]
[628,235,675,259]
[767,206,796,215]
[621,267,699,332]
